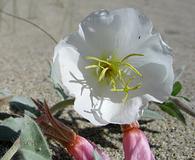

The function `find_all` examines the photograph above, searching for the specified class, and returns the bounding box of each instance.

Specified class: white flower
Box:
[52,8,174,126]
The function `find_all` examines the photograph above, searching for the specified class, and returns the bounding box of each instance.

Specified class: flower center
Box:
[85,53,143,101]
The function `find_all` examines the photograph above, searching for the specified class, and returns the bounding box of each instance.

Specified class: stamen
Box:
[85,53,143,101]
[128,84,142,90]
[111,84,142,92]
[123,63,142,77]
[98,68,109,81]
[85,65,99,69]
[110,76,117,90]
[85,56,111,66]
[121,53,144,63]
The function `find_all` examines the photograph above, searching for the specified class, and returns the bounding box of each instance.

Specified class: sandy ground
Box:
[0,0,194,159]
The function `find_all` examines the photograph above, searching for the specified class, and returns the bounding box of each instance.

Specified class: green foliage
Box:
[0,125,19,141]
[0,116,52,160]
[177,96,191,102]
[171,81,182,96]
[154,80,193,123]
[9,96,40,117]
[0,112,18,120]
[169,96,195,118]
[0,90,41,119]
[54,84,69,100]
[1,117,24,132]
[141,109,164,120]
[50,99,74,114]
[158,102,186,124]
[19,116,52,160]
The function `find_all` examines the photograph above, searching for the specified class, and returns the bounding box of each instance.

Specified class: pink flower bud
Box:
[66,135,110,160]
[122,122,155,160]
[33,99,110,160]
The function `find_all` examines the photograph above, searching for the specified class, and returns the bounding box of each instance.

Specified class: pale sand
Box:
[0,0,194,159]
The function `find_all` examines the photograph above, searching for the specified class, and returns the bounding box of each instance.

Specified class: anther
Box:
[85,53,143,101]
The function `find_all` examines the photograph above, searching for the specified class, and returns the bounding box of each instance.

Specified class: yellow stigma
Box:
[85,53,143,101]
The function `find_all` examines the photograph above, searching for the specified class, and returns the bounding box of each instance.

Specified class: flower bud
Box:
[122,122,155,160]
[66,135,110,160]
[33,99,110,160]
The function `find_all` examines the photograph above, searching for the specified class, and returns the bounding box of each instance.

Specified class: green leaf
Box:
[1,138,20,160]
[158,102,186,124]
[54,84,69,100]
[141,109,164,120]
[171,81,182,96]
[177,96,191,102]
[19,115,52,160]
[0,125,19,141]
[9,96,40,117]
[0,112,18,120]
[50,99,74,114]
[169,96,195,118]
[1,117,24,132]
[1,116,52,160]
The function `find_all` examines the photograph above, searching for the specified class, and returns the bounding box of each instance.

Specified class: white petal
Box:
[100,97,146,124]
[66,8,153,57]
[74,87,148,125]
[53,40,85,97]
[130,33,173,68]
[74,89,109,126]
[110,8,153,55]
[126,33,174,102]
[142,94,162,103]
[137,63,174,102]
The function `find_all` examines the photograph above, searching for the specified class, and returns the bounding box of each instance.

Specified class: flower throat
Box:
[85,53,143,101]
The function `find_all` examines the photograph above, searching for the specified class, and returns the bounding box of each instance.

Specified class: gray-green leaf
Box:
[9,96,40,117]
[50,99,74,114]
[171,81,182,96]
[19,115,52,160]
[1,117,24,132]
[170,96,195,118]
[141,109,164,120]
[158,102,186,124]
[1,116,52,160]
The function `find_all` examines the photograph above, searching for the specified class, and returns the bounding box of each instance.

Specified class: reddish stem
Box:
[32,99,76,143]
[121,121,140,133]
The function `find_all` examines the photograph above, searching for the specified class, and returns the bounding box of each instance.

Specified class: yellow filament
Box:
[121,53,144,62]
[85,56,111,66]
[85,65,99,69]
[85,53,143,101]
[123,63,142,77]
[99,68,109,81]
